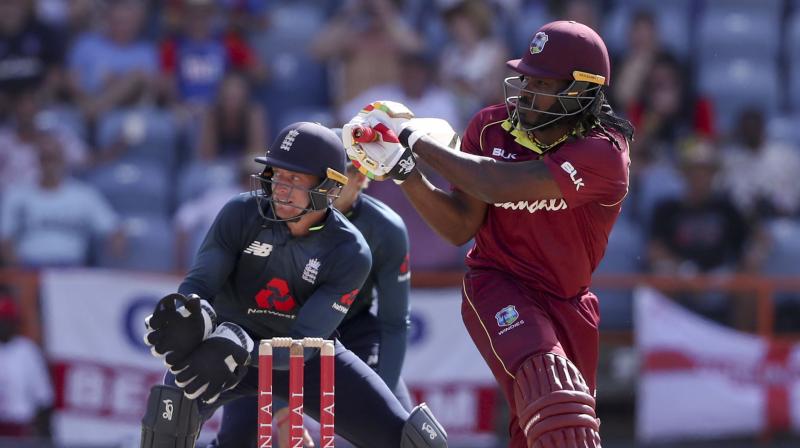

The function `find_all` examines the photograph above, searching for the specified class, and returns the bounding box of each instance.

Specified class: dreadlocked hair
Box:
[574,88,635,152]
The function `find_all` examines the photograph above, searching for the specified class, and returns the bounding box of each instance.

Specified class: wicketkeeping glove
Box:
[172,322,254,404]
[144,293,217,367]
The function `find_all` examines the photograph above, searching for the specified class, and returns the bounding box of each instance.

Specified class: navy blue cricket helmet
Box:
[253,122,348,222]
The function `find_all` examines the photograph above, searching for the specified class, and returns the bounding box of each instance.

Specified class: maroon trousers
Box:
[460,269,600,447]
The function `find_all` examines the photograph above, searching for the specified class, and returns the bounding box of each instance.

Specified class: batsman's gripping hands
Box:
[342,101,422,183]
[144,293,217,367]
[172,322,254,404]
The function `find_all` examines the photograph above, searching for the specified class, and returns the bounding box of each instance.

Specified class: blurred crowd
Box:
[0,0,800,436]
[0,0,799,312]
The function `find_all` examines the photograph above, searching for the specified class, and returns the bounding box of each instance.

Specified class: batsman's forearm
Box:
[412,137,501,203]
[412,137,560,203]
[400,172,478,246]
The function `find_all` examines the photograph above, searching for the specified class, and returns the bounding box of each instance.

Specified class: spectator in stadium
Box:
[0,86,88,195]
[611,10,664,112]
[438,0,509,125]
[622,53,714,225]
[0,294,53,438]
[646,139,765,276]
[195,71,268,160]
[311,0,423,109]
[174,157,253,271]
[718,107,800,220]
[627,52,715,160]
[0,131,123,267]
[159,0,265,111]
[340,50,461,131]
[67,0,159,122]
[559,0,600,32]
[339,49,467,270]
[0,0,66,104]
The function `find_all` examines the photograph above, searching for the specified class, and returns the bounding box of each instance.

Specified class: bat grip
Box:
[352,125,378,143]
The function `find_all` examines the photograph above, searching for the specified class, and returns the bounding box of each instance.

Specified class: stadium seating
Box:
[595,216,645,330]
[697,58,780,133]
[87,161,172,217]
[96,214,176,273]
[95,107,179,169]
[252,2,331,131]
[603,0,693,59]
[176,160,238,204]
[697,0,782,61]
[762,219,800,277]
[762,218,800,330]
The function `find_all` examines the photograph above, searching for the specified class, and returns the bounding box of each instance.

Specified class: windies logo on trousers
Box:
[496,305,519,327]
[530,31,549,54]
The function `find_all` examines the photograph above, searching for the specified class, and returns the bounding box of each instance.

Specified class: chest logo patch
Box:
[244,241,273,257]
[254,277,297,313]
[302,258,321,284]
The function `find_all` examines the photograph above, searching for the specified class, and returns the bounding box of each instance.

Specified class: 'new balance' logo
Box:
[244,241,273,257]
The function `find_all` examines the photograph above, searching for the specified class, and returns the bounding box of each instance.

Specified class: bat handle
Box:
[352,125,378,143]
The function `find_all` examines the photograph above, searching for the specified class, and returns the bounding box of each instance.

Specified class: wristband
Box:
[398,126,425,150]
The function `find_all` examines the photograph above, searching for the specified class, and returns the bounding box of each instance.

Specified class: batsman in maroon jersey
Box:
[344,20,634,448]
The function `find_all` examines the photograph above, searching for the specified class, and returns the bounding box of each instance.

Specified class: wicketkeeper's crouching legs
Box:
[141,340,448,447]
[514,353,601,448]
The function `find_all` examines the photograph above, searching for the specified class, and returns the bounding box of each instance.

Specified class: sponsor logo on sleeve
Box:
[560,161,585,191]
[492,147,517,160]
[331,289,359,314]
[398,253,411,282]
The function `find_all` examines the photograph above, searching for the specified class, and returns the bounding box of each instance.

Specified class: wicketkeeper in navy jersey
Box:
[218,158,415,447]
[138,122,446,448]
[343,21,634,448]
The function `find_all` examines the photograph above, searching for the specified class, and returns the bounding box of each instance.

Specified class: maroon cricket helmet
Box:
[507,20,610,86]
